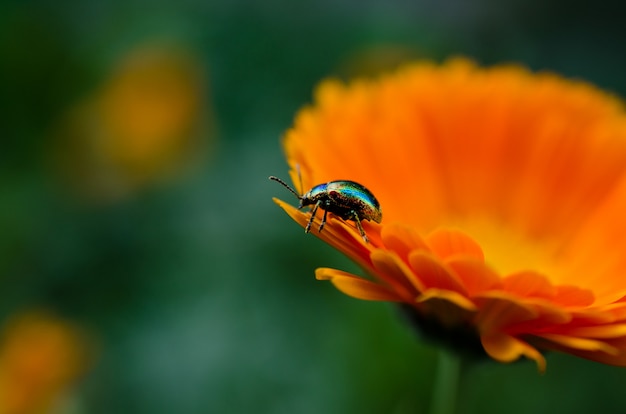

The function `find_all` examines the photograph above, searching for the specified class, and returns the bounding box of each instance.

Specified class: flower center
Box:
[453,215,563,279]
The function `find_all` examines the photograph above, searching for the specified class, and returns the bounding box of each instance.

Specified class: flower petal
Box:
[315,268,401,302]
[536,333,619,356]
[425,228,484,261]
[566,324,626,339]
[550,176,626,305]
[380,223,430,260]
[273,198,373,269]
[473,296,538,333]
[481,333,546,372]
[446,258,503,296]
[553,285,595,307]
[370,250,424,298]
[417,289,477,312]
[408,251,467,294]
[476,291,572,327]
[502,271,556,300]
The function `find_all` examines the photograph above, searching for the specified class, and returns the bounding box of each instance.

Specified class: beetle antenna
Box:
[269,176,301,199]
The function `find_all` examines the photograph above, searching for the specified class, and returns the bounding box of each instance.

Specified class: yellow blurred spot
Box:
[52,45,213,202]
[98,47,205,178]
[0,312,92,414]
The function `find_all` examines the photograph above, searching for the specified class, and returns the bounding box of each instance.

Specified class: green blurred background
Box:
[2,0,626,413]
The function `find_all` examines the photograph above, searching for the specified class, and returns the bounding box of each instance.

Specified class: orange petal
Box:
[502,271,556,300]
[554,176,626,305]
[273,198,373,270]
[569,306,621,324]
[315,268,401,302]
[473,296,538,333]
[552,285,594,307]
[446,258,503,296]
[601,302,626,322]
[481,333,546,372]
[425,228,485,261]
[408,251,467,294]
[380,223,430,260]
[533,335,626,366]
[417,288,477,312]
[565,324,626,339]
[370,250,424,297]
[415,289,477,328]
[476,291,571,326]
[536,333,619,355]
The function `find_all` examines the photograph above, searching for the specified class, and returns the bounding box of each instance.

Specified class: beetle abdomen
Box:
[326,181,382,223]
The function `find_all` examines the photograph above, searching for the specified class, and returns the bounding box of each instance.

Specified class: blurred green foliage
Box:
[2,0,626,413]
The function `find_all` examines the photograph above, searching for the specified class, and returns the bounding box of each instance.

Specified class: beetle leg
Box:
[305,200,321,233]
[353,213,369,243]
[319,208,329,233]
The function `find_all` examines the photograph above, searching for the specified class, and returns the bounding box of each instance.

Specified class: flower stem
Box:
[430,350,461,414]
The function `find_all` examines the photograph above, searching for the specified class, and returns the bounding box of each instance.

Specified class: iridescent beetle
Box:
[269,172,382,243]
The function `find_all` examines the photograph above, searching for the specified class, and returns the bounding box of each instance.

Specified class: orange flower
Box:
[0,312,92,414]
[273,58,626,372]
[52,45,211,203]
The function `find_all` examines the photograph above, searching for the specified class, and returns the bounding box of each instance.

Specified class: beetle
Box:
[269,173,382,243]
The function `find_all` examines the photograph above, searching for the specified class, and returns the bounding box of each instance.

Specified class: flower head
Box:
[273,58,626,371]
[52,45,211,202]
[0,311,92,414]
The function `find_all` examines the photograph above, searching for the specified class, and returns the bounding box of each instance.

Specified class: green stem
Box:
[430,350,462,414]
